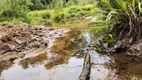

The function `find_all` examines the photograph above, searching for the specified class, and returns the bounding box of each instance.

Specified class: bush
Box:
[0,0,31,21]
[101,0,142,39]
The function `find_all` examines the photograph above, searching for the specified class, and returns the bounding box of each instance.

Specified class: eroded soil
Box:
[0,24,68,56]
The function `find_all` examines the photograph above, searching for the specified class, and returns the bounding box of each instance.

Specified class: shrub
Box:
[102,0,142,40]
[0,0,31,21]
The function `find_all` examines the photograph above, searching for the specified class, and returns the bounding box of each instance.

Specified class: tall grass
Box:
[95,0,142,41]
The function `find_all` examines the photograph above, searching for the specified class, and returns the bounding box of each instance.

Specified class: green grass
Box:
[0,3,100,29]
[26,4,99,25]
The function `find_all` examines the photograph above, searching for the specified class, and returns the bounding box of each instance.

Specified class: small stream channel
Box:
[0,28,142,80]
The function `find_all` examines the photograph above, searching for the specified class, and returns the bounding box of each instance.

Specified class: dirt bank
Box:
[0,24,68,56]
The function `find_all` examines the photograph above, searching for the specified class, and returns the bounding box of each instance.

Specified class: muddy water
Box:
[1,28,142,80]
[1,56,84,80]
[0,29,110,80]
[109,54,142,80]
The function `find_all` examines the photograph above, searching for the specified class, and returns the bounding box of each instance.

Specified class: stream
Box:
[0,28,142,80]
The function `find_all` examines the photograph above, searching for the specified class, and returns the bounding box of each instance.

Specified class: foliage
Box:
[47,0,66,9]
[30,0,50,10]
[91,0,142,54]
[47,0,96,9]
[92,34,115,46]
[96,0,142,41]
[91,21,110,33]
[0,0,31,20]
[102,34,115,44]
[0,0,97,24]
[27,4,98,25]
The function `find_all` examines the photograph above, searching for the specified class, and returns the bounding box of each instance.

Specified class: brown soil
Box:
[0,24,67,55]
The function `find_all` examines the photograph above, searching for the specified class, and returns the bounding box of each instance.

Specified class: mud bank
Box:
[0,24,68,57]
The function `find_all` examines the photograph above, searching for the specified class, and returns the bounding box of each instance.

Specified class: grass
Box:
[0,4,100,29]
[26,4,99,25]
[47,0,97,9]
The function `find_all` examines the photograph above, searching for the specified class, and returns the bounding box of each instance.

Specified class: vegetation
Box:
[104,0,142,40]
[92,0,142,53]
[0,0,142,79]
[30,0,50,10]
[0,0,97,24]
[27,4,98,25]
[0,0,31,22]
[0,0,142,50]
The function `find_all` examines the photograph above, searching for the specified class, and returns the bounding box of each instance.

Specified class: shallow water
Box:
[1,28,142,80]
[0,57,84,80]
[0,29,113,80]
[0,29,86,80]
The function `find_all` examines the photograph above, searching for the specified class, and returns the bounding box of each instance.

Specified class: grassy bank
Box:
[1,4,99,26]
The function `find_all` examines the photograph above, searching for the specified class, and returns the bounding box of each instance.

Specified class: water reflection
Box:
[0,62,13,75]
[50,29,85,55]
[90,50,111,80]
[44,62,54,70]
[0,29,88,80]
[20,53,47,69]
[1,28,141,80]
[0,56,84,80]
[110,54,142,79]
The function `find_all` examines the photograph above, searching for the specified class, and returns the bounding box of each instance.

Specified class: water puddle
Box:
[0,29,85,80]
[90,50,111,80]
[109,54,142,80]
[0,56,83,80]
[1,28,140,80]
